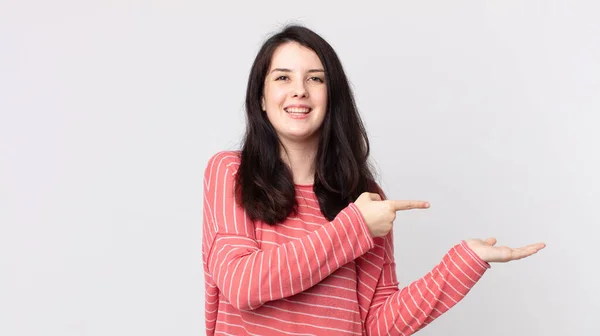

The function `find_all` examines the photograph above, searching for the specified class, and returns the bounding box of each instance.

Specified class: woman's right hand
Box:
[353,192,430,238]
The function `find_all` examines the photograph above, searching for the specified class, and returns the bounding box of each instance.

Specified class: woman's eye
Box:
[274,75,323,82]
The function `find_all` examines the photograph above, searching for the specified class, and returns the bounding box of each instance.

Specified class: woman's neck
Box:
[279,139,318,185]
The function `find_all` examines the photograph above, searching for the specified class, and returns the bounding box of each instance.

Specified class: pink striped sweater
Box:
[202,151,490,335]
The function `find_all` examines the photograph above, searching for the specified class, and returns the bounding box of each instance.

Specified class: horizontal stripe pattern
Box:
[203,151,490,335]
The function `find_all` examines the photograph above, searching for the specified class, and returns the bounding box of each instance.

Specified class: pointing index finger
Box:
[391,200,430,211]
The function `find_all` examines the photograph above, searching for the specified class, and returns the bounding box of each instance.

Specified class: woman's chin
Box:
[278,130,320,144]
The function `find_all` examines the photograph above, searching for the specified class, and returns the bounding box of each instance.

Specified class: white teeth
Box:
[285,107,311,113]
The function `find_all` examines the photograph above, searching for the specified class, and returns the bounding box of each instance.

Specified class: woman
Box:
[202,24,545,335]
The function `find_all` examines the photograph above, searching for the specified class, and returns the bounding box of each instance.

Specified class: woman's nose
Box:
[291,83,308,98]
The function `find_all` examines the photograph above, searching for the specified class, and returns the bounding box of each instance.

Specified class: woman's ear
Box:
[261,97,266,111]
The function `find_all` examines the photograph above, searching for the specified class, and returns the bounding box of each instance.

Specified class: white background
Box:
[1,0,598,335]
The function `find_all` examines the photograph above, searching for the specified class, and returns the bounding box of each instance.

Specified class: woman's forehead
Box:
[269,42,323,71]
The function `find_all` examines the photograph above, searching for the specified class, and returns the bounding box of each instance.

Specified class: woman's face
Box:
[262,42,328,146]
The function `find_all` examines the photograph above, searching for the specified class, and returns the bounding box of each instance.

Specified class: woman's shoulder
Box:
[204,150,242,174]
[206,150,241,163]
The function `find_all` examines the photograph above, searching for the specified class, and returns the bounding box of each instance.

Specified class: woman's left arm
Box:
[364,236,545,336]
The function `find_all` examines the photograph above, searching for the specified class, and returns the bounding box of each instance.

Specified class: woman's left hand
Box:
[465,238,546,263]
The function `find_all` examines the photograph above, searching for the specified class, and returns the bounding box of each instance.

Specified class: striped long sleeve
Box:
[202,151,375,311]
[364,233,490,335]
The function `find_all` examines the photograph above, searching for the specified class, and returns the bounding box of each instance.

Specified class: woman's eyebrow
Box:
[270,68,325,73]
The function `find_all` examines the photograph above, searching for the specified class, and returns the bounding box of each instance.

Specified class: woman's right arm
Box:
[202,151,375,311]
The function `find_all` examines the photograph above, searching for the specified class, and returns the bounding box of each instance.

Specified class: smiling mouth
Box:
[284,107,312,114]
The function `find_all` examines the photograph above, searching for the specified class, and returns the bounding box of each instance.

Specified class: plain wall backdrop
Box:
[1,0,598,335]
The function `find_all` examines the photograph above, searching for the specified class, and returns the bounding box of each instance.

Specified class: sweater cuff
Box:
[345,202,375,251]
[460,240,491,270]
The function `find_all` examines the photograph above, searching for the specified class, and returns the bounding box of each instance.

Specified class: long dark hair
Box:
[236,24,381,225]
